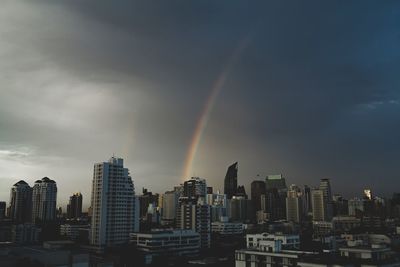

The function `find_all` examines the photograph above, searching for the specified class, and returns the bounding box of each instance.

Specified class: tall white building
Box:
[32,177,57,223]
[90,157,139,248]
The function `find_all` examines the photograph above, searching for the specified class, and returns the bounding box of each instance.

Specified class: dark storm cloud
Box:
[1,0,400,206]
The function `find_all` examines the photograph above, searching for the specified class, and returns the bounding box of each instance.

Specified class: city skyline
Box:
[1,1,400,207]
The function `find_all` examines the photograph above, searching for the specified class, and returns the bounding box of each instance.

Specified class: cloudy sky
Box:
[1,0,400,209]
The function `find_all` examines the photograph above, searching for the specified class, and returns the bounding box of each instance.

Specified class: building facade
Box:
[90,156,139,248]
[32,177,57,223]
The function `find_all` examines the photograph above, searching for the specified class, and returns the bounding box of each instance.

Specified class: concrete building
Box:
[319,178,333,221]
[32,177,57,223]
[9,180,32,223]
[183,177,207,199]
[66,192,82,219]
[90,156,139,249]
[130,229,200,265]
[161,190,179,225]
[311,189,325,221]
[60,224,90,241]
[211,217,243,235]
[177,201,211,249]
[246,233,300,250]
[348,198,364,216]
[286,184,302,223]
[11,224,41,244]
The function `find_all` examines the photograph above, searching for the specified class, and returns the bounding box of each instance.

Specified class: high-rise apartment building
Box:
[32,177,57,223]
[224,162,238,199]
[311,189,325,221]
[183,177,207,199]
[319,178,333,220]
[67,192,82,219]
[286,184,303,223]
[177,200,211,249]
[90,157,139,248]
[9,180,32,223]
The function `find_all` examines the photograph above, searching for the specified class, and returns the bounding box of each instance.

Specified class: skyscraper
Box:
[264,175,287,221]
[311,189,325,221]
[183,177,207,199]
[9,180,32,223]
[67,192,82,219]
[177,199,211,248]
[161,190,179,225]
[224,162,238,199]
[286,184,302,223]
[90,157,139,248]
[32,177,57,223]
[251,180,266,212]
[319,178,333,221]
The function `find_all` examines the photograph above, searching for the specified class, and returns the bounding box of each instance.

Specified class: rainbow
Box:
[181,36,252,181]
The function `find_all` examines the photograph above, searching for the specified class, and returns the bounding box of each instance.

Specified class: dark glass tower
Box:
[67,192,83,219]
[251,180,266,212]
[224,162,238,199]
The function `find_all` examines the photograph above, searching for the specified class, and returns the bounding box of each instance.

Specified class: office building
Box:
[319,178,333,221]
[224,162,238,199]
[264,175,287,221]
[183,177,207,199]
[311,189,325,221]
[67,192,82,219]
[161,190,179,225]
[90,156,139,248]
[251,180,266,212]
[32,177,57,223]
[286,184,302,223]
[9,180,32,223]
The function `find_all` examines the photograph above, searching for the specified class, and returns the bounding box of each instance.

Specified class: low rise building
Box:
[246,232,300,250]
[130,229,200,264]
[211,221,243,235]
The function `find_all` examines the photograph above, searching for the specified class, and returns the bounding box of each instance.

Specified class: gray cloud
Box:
[1,0,400,208]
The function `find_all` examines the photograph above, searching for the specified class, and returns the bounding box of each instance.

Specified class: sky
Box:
[1,0,400,209]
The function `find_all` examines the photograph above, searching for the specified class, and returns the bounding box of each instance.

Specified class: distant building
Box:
[224,162,238,199]
[311,189,325,221]
[32,177,57,223]
[246,232,300,250]
[67,192,82,219]
[60,223,90,241]
[211,217,243,235]
[90,156,139,249]
[206,192,227,222]
[228,196,252,223]
[177,200,211,249]
[348,198,364,217]
[130,230,200,265]
[11,223,41,244]
[9,180,32,223]
[286,184,302,223]
[161,190,179,225]
[264,175,287,221]
[183,177,207,199]
[0,201,6,220]
[319,178,333,221]
[251,180,266,212]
